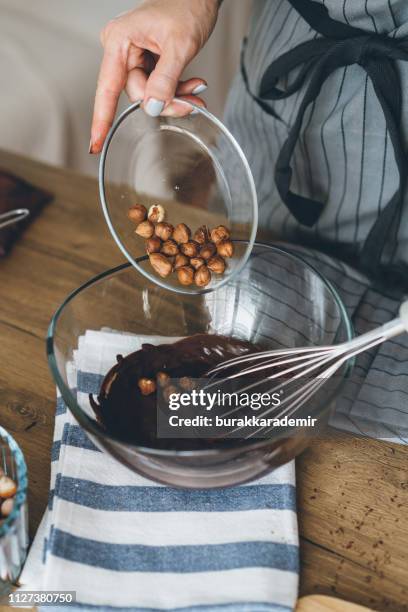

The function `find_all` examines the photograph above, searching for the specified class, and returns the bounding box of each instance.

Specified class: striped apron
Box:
[224,0,408,440]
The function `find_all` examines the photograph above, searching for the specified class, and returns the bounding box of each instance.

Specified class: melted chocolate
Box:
[90,334,258,449]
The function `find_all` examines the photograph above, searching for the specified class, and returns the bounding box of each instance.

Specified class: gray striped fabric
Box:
[225,0,408,264]
[223,0,408,439]
[287,244,408,441]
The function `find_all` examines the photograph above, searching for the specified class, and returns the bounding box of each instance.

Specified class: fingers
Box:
[159,80,207,117]
[127,72,207,108]
[90,45,128,154]
[161,94,207,117]
[176,78,207,96]
[91,43,207,154]
[125,67,148,102]
[126,72,206,117]
[144,48,187,116]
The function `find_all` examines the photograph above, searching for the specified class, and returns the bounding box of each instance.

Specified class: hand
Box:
[90,0,220,154]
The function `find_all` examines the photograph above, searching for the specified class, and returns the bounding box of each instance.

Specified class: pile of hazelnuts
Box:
[0,471,17,523]
[127,203,234,288]
[138,371,195,398]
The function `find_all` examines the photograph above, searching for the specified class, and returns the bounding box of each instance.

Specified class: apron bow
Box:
[243,0,408,277]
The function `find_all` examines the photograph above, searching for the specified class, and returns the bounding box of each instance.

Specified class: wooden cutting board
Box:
[297,595,374,611]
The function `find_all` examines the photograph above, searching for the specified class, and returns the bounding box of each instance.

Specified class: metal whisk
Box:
[0,208,30,230]
[205,301,408,438]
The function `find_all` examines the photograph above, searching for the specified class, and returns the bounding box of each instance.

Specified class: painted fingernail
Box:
[145,98,165,117]
[192,83,207,95]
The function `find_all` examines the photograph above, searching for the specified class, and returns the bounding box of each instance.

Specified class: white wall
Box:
[0,0,252,175]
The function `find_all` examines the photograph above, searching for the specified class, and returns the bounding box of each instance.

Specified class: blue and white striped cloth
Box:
[20,330,299,611]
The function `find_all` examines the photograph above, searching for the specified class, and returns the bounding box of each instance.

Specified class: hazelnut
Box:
[128,204,147,225]
[163,384,179,403]
[148,204,165,223]
[179,376,195,391]
[180,241,199,258]
[149,253,173,278]
[193,225,210,244]
[105,372,118,395]
[207,255,226,274]
[194,266,211,287]
[173,223,191,244]
[145,236,162,254]
[135,220,155,239]
[1,498,14,518]
[210,225,230,244]
[161,239,179,257]
[217,240,234,258]
[0,476,17,498]
[190,257,205,270]
[199,242,216,260]
[177,265,194,286]
[174,254,189,269]
[155,222,174,241]
[138,377,156,395]
[157,371,170,387]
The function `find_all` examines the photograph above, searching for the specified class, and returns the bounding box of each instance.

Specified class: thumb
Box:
[144,49,186,116]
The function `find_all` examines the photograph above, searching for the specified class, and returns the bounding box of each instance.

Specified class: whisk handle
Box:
[400,300,408,332]
[344,305,407,355]
[368,299,408,344]
[368,299,408,342]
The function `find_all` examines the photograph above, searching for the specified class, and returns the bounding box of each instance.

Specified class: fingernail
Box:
[88,138,93,154]
[145,98,165,117]
[161,107,178,117]
[190,108,200,115]
[192,83,207,95]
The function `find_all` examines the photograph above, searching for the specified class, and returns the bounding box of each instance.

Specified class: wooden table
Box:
[0,150,407,612]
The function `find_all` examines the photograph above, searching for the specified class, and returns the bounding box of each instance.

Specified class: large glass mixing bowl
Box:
[47,243,353,488]
[99,100,258,295]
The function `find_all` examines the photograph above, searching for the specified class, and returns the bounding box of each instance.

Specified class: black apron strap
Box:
[287,0,366,39]
[241,0,408,279]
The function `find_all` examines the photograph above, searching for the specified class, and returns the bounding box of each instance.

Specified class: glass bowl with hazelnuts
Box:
[47,243,352,489]
[99,100,258,294]
[0,427,28,590]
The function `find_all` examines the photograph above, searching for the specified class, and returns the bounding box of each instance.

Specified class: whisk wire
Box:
[246,377,326,439]
[209,349,341,424]
[204,305,408,440]
[204,348,341,395]
[234,338,385,438]
[206,344,334,377]
[245,331,400,440]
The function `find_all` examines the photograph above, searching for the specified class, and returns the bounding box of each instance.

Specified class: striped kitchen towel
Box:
[20,329,299,611]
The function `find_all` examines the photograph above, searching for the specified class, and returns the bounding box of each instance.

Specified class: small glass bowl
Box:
[0,427,28,592]
[47,243,353,489]
[99,100,258,294]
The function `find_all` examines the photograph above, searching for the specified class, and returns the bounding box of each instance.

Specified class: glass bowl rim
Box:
[0,426,28,537]
[98,99,259,295]
[47,241,354,458]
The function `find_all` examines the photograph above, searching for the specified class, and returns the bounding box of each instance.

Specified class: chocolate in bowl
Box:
[90,333,259,449]
[48,244,353,488]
